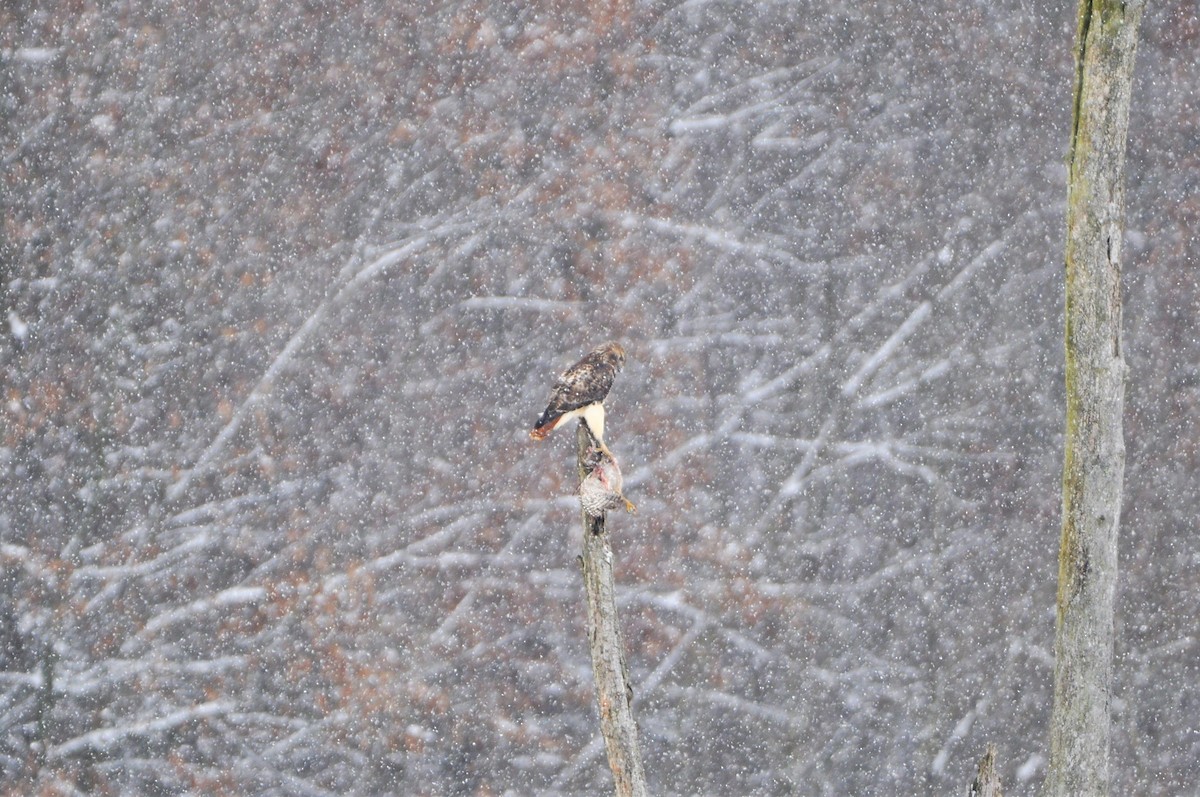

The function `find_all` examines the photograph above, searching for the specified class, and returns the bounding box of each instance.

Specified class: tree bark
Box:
[576,422,649,797]
[969,745,1003,797]
[1044,2,1144,796]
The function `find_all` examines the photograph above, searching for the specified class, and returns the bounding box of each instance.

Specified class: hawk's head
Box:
[599,341,626,372]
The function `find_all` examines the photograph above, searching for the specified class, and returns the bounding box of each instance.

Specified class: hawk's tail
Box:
[530,412,561,440]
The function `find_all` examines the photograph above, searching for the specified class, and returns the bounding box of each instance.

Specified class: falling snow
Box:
[1,1,1197,795]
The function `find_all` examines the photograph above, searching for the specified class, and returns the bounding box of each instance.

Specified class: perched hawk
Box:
[580,446,636,517]
[530,341,625,460]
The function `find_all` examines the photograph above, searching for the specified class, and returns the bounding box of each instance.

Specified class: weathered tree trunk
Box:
[969,745,1003,797]
[576,423,649,797]
[1044,2,1144,796]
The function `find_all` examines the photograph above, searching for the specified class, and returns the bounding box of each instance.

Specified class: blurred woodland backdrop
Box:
[2,1,1199,794]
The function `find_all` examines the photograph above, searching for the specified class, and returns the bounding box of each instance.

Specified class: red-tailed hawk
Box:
[580,446,636,517]
[530,341,625,460]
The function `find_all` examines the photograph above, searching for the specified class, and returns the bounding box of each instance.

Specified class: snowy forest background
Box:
[2,1,1198,794]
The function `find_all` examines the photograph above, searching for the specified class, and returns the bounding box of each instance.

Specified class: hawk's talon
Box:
[597,442,617,464]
